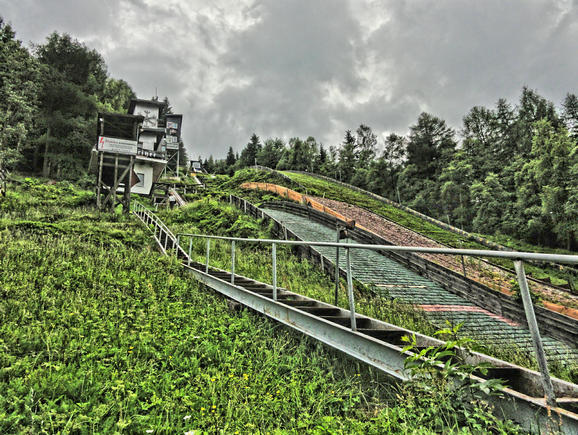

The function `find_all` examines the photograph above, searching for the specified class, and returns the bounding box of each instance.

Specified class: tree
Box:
[406,112,456,178]
[239,133,262,167]
[524,120,577,248]
[258,138,284,169]
[35,64,95,177]
[178,140,189,168]
[355,124,377,170]
[0,18,40,170]
[337,130,357,182]
[204,155,215,173]
[289,136,317,171]
[99,78,135,113]
[470,173,511,235]
[562,93,578,139]
[313,144,328,173]
[34,32,107,97]
[515,87,561,155]
[225,146,237,167]
[34,33,109,178]
[377,133,407,198]
[439,153,474,230]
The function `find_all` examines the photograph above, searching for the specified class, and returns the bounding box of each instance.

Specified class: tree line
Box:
[205,88,578,251]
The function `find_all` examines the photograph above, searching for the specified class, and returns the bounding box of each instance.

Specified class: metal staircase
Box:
[132,202,578,434]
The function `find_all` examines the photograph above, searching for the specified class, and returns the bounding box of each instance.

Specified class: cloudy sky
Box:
[1,0,577,158]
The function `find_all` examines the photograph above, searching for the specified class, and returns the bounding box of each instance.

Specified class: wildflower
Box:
[183,415,191,420]
[129,346,134,349]
[212,405,216,409]
[128,350,132,354]
[169,355,173,359]
[200,407,205,411]
[146,430,154,434]
[331,390,334,394]
[229,374,234,378]
[211,378,216,382]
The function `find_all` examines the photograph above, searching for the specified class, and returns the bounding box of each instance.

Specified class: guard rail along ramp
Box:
[132,202,578,434]
[284,169,578,279]
[238,184,577,345]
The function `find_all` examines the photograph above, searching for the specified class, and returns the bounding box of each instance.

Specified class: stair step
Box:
[295,307,342,316]
[243,287,273,294]
[241,289,295,301]
[282,300,319,307]
[242,284,270,290]
[321,316,371,329]
[358,329,410,344]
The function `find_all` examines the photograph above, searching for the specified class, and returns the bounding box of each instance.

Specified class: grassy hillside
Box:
[0,177,522,433]
[0,179,378,432]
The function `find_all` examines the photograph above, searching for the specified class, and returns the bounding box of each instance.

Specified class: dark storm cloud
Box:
[1,0,576,158]
[199,0,363,149]
[361,0,578,133]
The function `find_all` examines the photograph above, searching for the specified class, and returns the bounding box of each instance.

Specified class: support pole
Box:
[176,147,180,178]
[175,235,180,257]
[334,225,341,306]
[272,243,277,301]
[122,155,134,214]
[514,260,556,407]
[205,239,210,273]
[231,241,236,284]
[188,237,193,266]
[346,246,357,331]
[96,152,103,209]
[112,154,118,211]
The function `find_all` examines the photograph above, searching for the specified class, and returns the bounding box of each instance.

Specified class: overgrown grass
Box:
[158,199,437,336]
[158,198,578,384]
[1,177,522,433]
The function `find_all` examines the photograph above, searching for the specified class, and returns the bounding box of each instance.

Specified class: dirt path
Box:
[312,197,578,314]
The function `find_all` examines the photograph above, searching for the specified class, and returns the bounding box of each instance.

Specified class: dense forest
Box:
[0,18,138,180]
[206,89,578,251]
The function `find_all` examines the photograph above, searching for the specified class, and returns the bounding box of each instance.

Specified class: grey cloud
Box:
[1,0,118,46]
[0,0,576,159]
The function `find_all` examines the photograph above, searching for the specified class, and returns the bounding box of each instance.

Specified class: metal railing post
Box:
[231,241,236,284]
[164,228,168,250]
[514,260,556,407]
[346,247,357,331]
[272,243,277,301]
[334,227,341,306]
[175,234,180,257]
[205,239,210,273]
[188,236,193,266]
